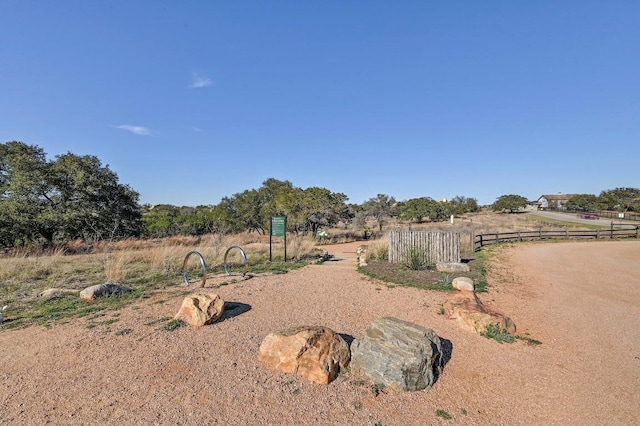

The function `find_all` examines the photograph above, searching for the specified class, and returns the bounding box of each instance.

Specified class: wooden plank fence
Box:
[388,231,461,264]
[474,227,640,251]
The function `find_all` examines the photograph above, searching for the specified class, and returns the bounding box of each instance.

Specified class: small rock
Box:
[436,262,470,273]
[452,277,474,291]
[80,283,123,301]
[39,288,78,300]
[174,292,225,326]
[258,326,350,384]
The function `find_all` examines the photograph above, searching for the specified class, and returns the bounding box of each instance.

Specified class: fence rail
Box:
[474,228,640,251]
[388,231,460,264]
[592,210,640,221]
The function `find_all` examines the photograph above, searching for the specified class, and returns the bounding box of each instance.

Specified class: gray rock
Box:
[452,277,474,291]
[80,283,124,301]
[350,317,444,391]
[436,262,470,273]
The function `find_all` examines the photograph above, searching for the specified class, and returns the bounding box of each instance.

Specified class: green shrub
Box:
[162,319,185,331]
[404,247,430,270]
[436,409,452,420]
[481,323,515,343]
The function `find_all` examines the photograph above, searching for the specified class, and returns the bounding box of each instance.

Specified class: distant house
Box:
[528,200,541,210]
[537,194,575,211]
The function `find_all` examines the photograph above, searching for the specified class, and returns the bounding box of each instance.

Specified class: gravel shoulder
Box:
[1,240,639,425]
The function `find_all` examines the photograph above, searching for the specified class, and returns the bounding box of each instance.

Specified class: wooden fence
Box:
[474,228,640,251]
[388,231,461,264]
[593,210,640,221]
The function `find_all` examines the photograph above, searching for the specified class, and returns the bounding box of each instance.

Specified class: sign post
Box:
[270,216,287,261]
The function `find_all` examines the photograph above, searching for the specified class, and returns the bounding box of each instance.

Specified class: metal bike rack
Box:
[223,245,249,276]
[182,251,208,287]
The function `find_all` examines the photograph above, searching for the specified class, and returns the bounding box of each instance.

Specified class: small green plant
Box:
[353,401,362,410]
[115,328,132,336]
[339,366,351,377]
[481,323,516,343]
[437,306,445,315]
[162,319,185,331]
[145,316,172,326]
[370,382,386,397]
[516,335,542,346]
[436,409,452,420]
[475,280,489,293]
[461,408,467,416]
[404,247,429,270]
[438,272,452,287]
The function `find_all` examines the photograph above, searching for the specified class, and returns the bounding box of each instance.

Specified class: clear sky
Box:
[1,1,638,207]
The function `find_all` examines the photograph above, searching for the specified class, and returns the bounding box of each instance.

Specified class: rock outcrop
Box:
[444,290,516,335]
[174,292,225,326]
[350,317,444,391]
[258,326,350,385]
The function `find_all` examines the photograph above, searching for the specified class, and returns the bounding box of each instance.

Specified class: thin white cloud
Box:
[116,125,150,135]
[191,126,203,132]
[189,73,213,88]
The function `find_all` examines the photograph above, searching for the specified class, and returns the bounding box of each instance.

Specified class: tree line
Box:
[1,141,142,248]
[491,190,640,213]
[4,141,636,248]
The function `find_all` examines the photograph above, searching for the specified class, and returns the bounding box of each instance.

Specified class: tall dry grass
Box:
[0,232,324,308]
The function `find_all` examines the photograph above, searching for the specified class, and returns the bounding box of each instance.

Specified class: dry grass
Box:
[0,232,327,327]
[0,211,594,328]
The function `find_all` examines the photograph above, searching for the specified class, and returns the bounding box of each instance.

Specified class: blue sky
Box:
[1,1,638,207]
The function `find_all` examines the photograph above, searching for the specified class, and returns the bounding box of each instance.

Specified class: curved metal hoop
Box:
[182,251,208,287]
[223,245,249,276]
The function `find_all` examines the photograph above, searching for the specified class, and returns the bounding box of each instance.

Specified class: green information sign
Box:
[271,216,286,237]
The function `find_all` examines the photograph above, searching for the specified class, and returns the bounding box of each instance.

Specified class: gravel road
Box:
[1,240,639,425]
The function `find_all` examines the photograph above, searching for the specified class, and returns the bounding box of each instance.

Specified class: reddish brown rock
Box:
[444,290,516,335]
[174,292,225,326]
[258,326,350,384]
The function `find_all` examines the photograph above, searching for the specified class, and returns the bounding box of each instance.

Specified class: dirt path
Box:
[1,240,639,425]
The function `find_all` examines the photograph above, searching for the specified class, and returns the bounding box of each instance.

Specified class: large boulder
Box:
[80,283,123,301]
[174,292,225,326]
[444,290,516,335]
[258,326,350,385]
[350,317,444,391]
